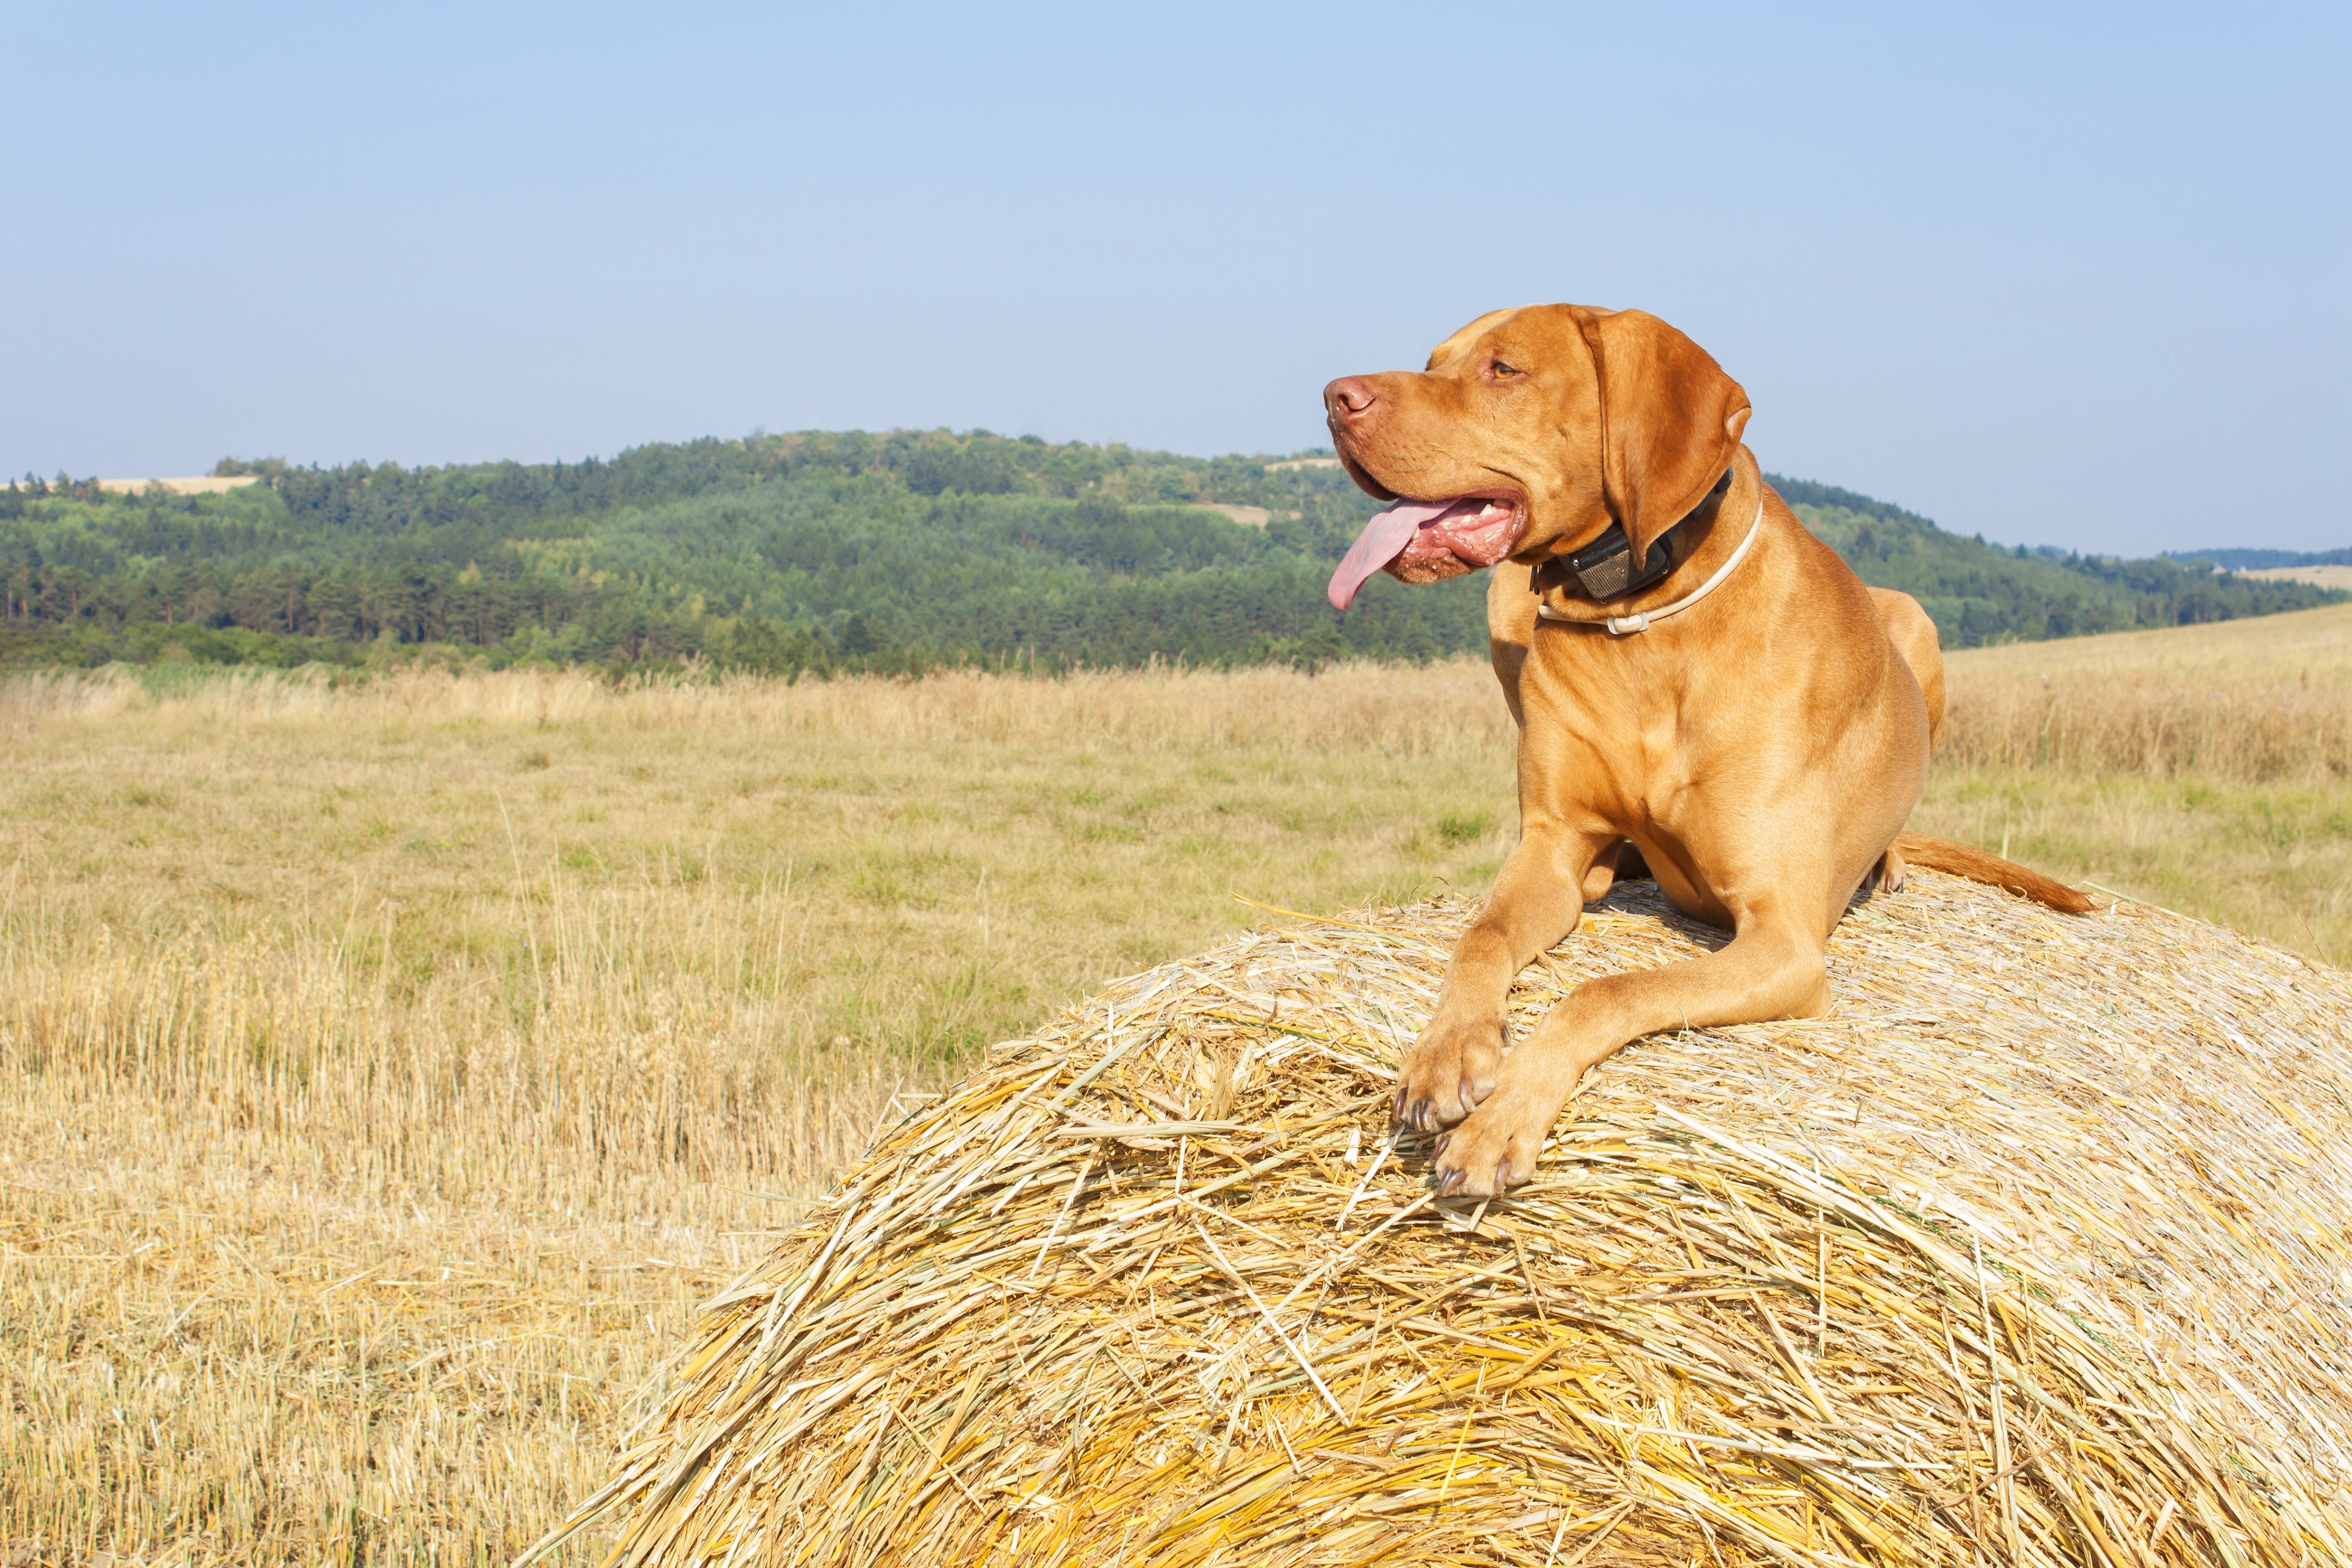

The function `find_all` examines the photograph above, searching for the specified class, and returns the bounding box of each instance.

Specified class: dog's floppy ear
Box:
[1573,309,1752,571]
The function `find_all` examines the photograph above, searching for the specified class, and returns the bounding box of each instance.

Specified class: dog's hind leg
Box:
[1427,903,1832,1198]
[1870,587,1945,748]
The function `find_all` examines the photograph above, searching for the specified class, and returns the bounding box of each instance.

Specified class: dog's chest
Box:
[1514,640,1706,823]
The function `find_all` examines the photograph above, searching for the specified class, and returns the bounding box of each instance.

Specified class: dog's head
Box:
[1323,305,1751,608]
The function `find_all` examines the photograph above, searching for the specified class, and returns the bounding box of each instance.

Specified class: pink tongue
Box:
[1327,500,1457,609]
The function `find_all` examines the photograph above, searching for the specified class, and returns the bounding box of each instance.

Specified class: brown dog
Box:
[1324,304,2092,1199]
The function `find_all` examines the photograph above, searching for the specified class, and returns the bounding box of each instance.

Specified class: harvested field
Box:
[1935,603,2352,782]
[1941,601,2352,685]
[91,476,260,496]
[0,662,1517,1564]
[552,874,2352,1567]
[2237,566,2352,594]
[4,633,2349,1562]
[1918,603,2352,969]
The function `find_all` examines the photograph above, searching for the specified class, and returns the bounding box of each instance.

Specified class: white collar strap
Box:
[1535,498,1765,636]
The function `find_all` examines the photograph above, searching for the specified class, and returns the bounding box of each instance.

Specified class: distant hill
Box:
[2,432,2338,674]
[1767,478,2338,644]
[2161,547,2352,570]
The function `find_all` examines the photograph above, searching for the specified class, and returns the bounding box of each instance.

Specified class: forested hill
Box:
[2,431,2336,675]
[1766,479,2337,644]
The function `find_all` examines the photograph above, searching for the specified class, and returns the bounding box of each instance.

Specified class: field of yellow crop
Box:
[1924,603,2352,965]
[5,603,2348,1563]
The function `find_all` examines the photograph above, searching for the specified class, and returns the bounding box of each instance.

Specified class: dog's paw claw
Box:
[1393,1013,1507,1131]
[1427,1096,1556,1200]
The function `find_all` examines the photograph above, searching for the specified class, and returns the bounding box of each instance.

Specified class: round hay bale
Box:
[544,875,2352,1566]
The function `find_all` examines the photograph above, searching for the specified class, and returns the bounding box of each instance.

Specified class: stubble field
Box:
[5,603,2349,1563]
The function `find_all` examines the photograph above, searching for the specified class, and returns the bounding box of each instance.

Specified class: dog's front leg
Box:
[1429,909,1832,1197]
[1394,826,1599,1132]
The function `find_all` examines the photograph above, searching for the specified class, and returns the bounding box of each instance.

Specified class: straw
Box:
[534,870,2352,1566]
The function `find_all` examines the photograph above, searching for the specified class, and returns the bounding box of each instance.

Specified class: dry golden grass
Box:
[1944,599,2352,683]
[1919,603,2352,966]
[3,610,2348,1563]
[1,663,1517,1563]
[2237,564,2352,593]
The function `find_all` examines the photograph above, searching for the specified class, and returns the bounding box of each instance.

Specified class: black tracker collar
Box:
[1544,466,1735,602]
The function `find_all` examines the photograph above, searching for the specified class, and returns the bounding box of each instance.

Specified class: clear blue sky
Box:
[6,3,2345,554]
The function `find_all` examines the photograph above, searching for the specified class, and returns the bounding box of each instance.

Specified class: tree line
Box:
[1770,478,2337,643]
[0,437,1481,674]
[3,432,2338,676]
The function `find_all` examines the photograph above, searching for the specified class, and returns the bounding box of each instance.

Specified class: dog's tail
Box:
[1894,832,2097,914]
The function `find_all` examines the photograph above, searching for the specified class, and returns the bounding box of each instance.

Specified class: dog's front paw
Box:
[1428,1094,1552,1198]
[1393,1011,1507,1132]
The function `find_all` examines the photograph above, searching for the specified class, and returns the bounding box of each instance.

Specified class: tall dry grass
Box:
[5,611,2349,1562]
[1931,604,2352,775]
[0,659,1512,754]
[1939,662,2352,783]
[1917,604,2352,966]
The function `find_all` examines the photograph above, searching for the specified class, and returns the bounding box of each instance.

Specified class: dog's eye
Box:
[1491,360,1520,379]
